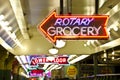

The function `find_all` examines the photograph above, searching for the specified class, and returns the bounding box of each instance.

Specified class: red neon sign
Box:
[29,69,45,77]
[38,10,109,43]
[29,78,37,80]
[30,56,69,66]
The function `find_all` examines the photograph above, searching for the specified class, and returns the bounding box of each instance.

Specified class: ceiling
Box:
[0,0,120,55]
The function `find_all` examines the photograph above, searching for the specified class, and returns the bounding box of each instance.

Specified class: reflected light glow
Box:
[55,40,66,48]
[69,55,89,64]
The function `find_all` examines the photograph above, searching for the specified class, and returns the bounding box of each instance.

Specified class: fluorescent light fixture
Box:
[107,21,119,33]
[4,21,9,26]
[56,66,62,69]
[8,26,12,31]
[25,64,29,69]
[9,0,29,39]
[15,56,22,64]
[21,64,28,72]
[55,40,66,48]
[50,65,59,71]
[46,65,55,71]
[0,37,14,53]
[19,55,27,64]
[99,0,107,8]
[0,20,23,49]
[68,55,77,61]
[26,56,31,63]
[20,72,29,78]
[43,64,50,70]
[11,32,16,39]
[49,48,58,55]
[69,55,89,64]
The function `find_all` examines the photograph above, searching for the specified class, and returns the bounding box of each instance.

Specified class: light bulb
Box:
[48,48,58,54]
[55,40,66,48]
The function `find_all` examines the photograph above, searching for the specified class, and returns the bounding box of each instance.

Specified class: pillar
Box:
[0,51,9,80]
[93,54,98,80]
[12,60,20,80]
[76,62,80,80]
[4,53,15,80]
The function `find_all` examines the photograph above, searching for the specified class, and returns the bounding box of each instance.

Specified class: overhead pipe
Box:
[60,0,64,14]
[93,0,99,79]
[95,0,99,14]
[9,0,30,39]
[67,0,72,14]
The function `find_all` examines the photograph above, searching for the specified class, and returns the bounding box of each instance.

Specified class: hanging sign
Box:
[67,65,77,77]
[38,10,109,43]
[29,69,45,77]
[30,56,69,66]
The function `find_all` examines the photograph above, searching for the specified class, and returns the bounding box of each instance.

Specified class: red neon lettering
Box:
[42,58,46,63]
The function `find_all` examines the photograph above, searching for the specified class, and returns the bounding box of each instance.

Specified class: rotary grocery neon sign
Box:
[38,10,109,43]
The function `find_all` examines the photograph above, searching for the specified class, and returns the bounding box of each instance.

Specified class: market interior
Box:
[1,0,120,80]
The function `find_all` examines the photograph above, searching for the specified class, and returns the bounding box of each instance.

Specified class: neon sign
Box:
[29,69,45,77]
[30,56,69,66]
[38,10,109,43]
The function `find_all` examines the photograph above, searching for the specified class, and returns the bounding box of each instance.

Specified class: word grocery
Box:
[48,17,101,36]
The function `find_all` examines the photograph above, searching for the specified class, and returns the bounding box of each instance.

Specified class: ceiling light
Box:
[48,47,58,55]
[46,65,55,71]
[11,32,16,39]
[113,26,118,31]
[84,44,87,47]
[112,57,115,60]
[103,50,107,58]
[55,40,66,48]
[68,55,77,61]
[50,65,59,71]
[15,56,22,64]
[43,64,50,70]
[0,15,5,21]
[86,41,90,45]
[112,50,115,55]
[9,0,30,39]
[8,26,12,31]
[0,37,14,53]
[4,21,9,26]
[104,59,106,61]
[19,55,28,64]
[56,66,62,69]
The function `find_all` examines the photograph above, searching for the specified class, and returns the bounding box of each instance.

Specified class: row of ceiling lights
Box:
[15,54,89,74]
[103,49,119,61]
[48,40,66,54]
[84,24,119,47]
[0,14,23,49]
[84,2,120,47]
